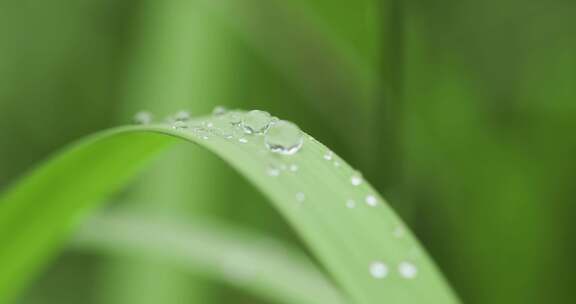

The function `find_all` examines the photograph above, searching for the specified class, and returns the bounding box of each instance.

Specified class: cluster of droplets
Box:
[133,108,420,283]
[133,108,305,157]
[369,261,418,279]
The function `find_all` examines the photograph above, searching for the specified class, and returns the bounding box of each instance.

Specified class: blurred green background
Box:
[0,0,574,303]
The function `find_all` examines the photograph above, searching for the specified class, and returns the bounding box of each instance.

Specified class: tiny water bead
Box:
[369,261,389,279]
[346,199,356,209]
[203,121,214,128]
[212,106,227,116]
[174,110,191,121]
[398,261,418,279]
[264,120,304,155]
[365,195,378,206]
[172,120,189,130]
[289,164,299,172]
[323,151,333,160]
[226,111,243,125]
[295,192,306,202]
[351,173,363,186]
[266,165,281,177]
[238,137,248,144]
[393,226,405,238]
[241,110,273,134]
[134,111,152,124]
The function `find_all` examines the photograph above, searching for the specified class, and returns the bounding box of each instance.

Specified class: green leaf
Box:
[71,212,345,304]
[0,114,459,304]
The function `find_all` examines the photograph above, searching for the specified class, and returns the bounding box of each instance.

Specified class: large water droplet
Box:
[134,111,153,124]
[241,110,273,134]
[264,120,304,155]
[398,261,418,279]
[369,261,388,279]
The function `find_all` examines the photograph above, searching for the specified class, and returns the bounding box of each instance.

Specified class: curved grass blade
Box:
[71,212,345,304]
[0,114,459,303]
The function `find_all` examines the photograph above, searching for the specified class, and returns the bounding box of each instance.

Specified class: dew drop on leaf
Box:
[289,164,299,172]
[398,261,418,279]
[369,261,388,279]
[393,226,404,238]
[133,111,152,125]
[174,110,191,122]
[238,137,248,144]
[323,151,333,160]
[241,110,273,134]
[226,111,243,125]
[264,120,304,155]
[365,195,378,206]
[346,199,356,209]
[351,173,363,186]
[212,106,227,116]
[296,192,306,202]
[267,165,281,177]
[172,120,189,130]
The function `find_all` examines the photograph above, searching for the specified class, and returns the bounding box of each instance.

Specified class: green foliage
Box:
[0,120,458,303]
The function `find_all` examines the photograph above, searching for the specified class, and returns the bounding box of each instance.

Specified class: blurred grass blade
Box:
[0,114,459,304]
[71,212,344,304]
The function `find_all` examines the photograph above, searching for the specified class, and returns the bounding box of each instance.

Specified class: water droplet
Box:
[134,111,152,124]
[351,173,363,186]
[212,106,227,116]
[346,199,356,209]
[369,261,388,279]
[295,192,306,202]
[203,121,214,128]
[238,137,248,144]
[365,195,378,206]
[264,120,304,155]
[393,226,404,238]
[172,120,189,130]
[289,164,299,172]
[398,261,418,279]
[174,110,191,121]
[241,110,273,134]
[267,165,281,177]
[226,111,243,125]
[334,161,341,168]
[323,151,333,160]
